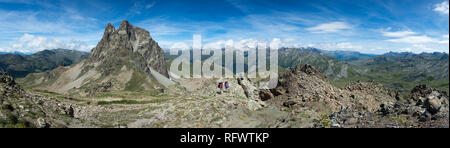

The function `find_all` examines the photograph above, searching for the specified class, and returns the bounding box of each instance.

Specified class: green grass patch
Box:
[300,113,311,119]
[93,90,166,99]
[391,116,409,124]
[125,72,146,91]
[97,98,168,105]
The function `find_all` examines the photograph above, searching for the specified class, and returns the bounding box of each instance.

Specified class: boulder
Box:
[283,101,296,108]
[259,89,274,101]
[425,96,441,114]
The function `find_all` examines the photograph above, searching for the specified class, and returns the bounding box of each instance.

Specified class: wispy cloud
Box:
[386,35,440,44]
[145,1,156,9]
[308,42,363,51]
[382,29,448,44]
[226,0,249,13]
[0,2,103,52]
[8,34,94,53]
[399,44,448,54]
[306,22,352,33]
[434,1,449,15]
[128,0,156,16]
[381,30,417,37]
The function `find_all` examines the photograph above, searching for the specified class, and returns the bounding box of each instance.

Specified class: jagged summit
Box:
[90,20,168,77]
[22,21,172,96]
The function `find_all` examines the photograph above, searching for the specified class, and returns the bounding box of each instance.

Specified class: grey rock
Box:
[344,118,358,125]
[90,20,169,78]
[425,96,441,114]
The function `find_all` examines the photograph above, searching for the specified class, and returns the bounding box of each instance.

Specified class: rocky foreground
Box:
[2,63,449,128]
[1,72,79,127]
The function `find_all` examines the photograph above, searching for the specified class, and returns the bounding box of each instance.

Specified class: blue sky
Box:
[0,0,448,54]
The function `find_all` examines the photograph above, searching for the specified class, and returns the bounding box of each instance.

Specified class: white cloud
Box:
[434,1,449,15]
[381,30,417,37]
[145,1,156,9]
[410,44,447,53]
[8,34,94,53]
[310,42,363,51]
[0,47,14,53]
[386,35,449,44]
[166,38,303,51]
[170,42,191,50]
[398,44,448,54]
[386,35,439,44]
[398,48,413,52]
[382,29,449,44]
[203,40,226,50]
[306,22,352,33]
[0,8,102,53]
[202,39,262,51]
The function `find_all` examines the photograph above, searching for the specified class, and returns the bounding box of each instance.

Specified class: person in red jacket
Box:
[218,82,223,94]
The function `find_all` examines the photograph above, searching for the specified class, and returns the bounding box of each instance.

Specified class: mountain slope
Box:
[276,48,449,92]
[1,72,80,128]
[348,52,449,92]
[0,49,88,78]
[19,21,172,96]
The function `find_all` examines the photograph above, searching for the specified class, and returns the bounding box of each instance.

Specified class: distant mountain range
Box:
[321,50,377,62]
[0,51,31,55]
[2,45,448,93]
[0,49,88,78]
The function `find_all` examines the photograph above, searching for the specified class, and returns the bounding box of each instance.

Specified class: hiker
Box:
[218,82,223,94]
[225,81,230,92]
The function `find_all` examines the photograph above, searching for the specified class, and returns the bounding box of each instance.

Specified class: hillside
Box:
[0,49,88,78]
[276,48,449,93]
[347,52,449,92]
[1,72,82,128]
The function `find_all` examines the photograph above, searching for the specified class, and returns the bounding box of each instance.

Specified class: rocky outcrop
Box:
[90,20,168,78]
[328,85,449,128]
[236,78,267,110]
[267,64,397,113]
[379,85,449,122]
[1,72,80,128]
[1,72,24,97]
[293,64,328,81]
[259,89,274,101]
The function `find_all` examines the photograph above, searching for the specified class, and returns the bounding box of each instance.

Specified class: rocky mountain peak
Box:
[90,20,169,78]
[118,20,132,30]
[105,23,116,33]
[293,64,328,81]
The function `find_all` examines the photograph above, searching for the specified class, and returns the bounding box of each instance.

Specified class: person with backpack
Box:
[218,82,223,94]
[225,81,230,92]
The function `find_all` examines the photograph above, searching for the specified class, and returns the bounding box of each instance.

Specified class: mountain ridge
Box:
[0,49,88,78]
